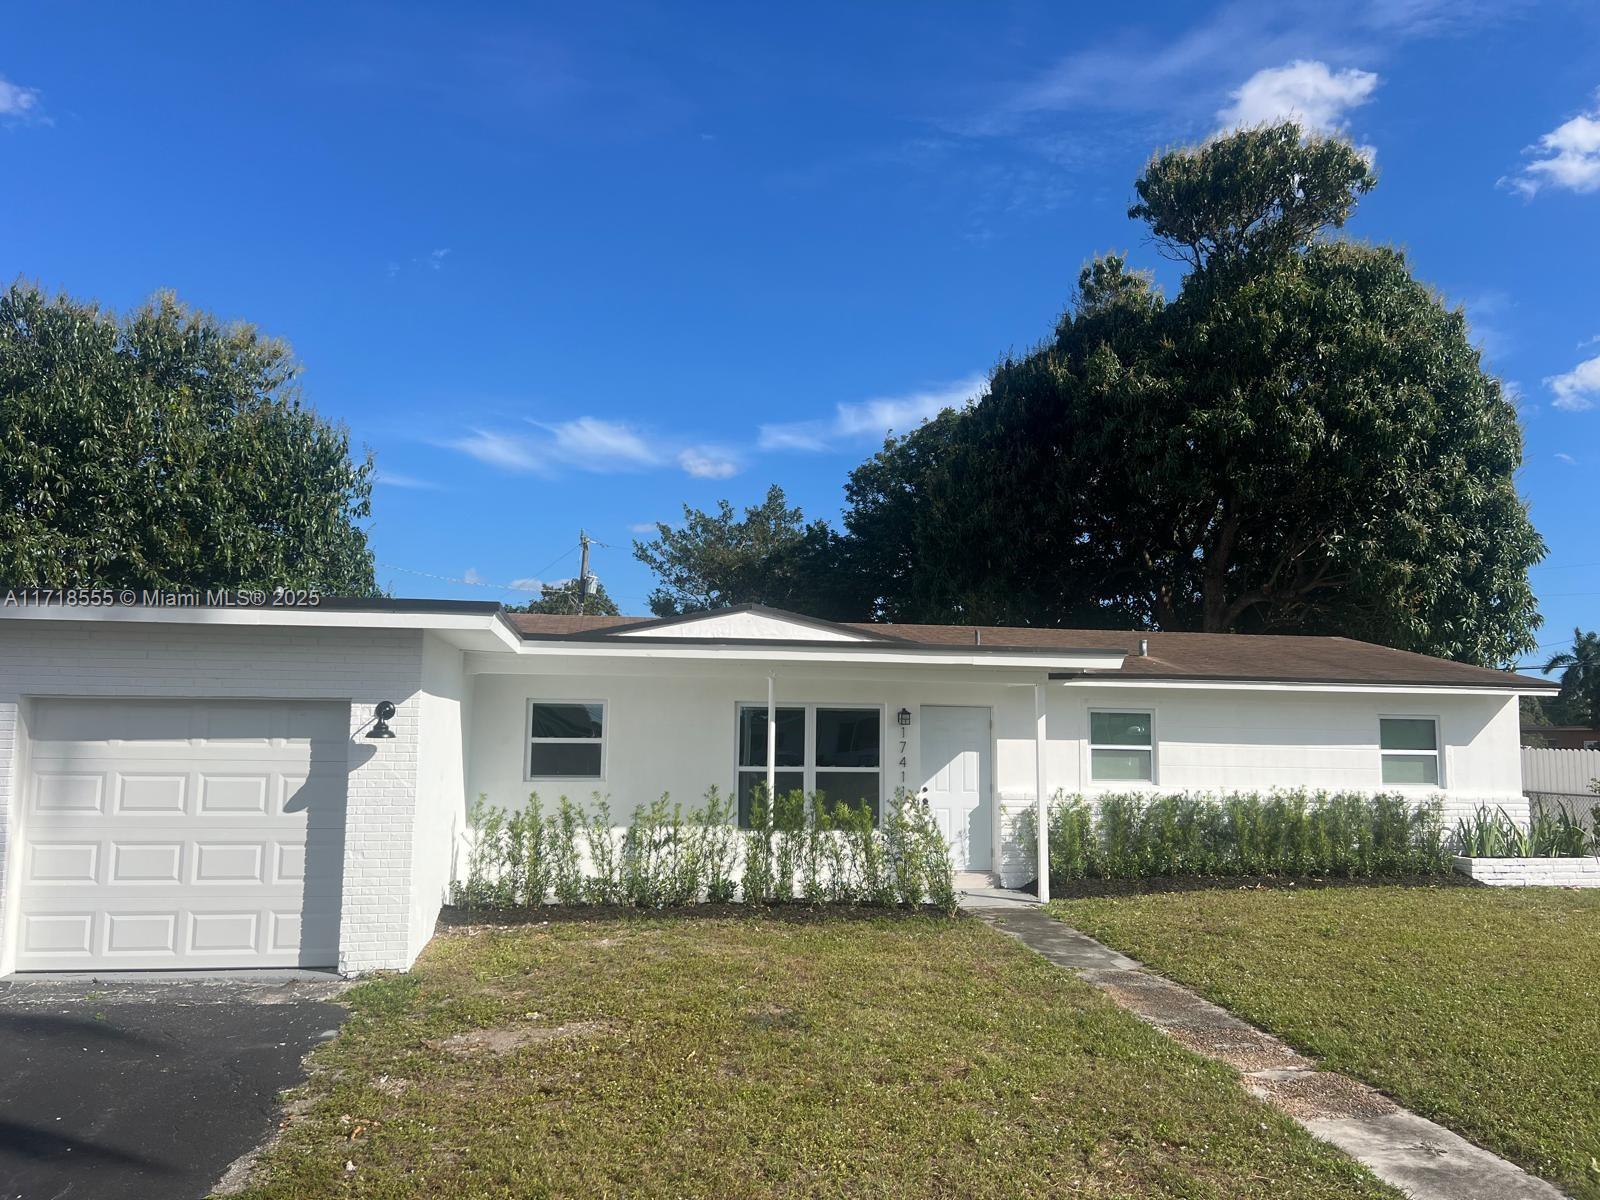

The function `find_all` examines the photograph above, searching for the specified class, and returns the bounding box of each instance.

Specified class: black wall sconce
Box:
[366,700,397,739]
[897,707,912,728]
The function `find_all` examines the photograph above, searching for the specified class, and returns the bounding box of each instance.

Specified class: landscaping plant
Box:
[1019,789,1451,885]
[455,784,957,911]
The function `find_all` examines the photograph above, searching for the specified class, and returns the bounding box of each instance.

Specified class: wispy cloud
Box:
[462,567,485,586]
[760,374,986,453]
[1555,453,1578,466]
[1214,60,1378,138]
[628,522,658,534]
[678,446,740,479]
[1546,354,1600,412]
[374,470,442,490]
[1503,89,1600,197]
[509,576,543,591]
[0,75,42,121]
[449,416,735,478]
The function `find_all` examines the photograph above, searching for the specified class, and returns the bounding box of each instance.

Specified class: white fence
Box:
[1523,747,1600,832]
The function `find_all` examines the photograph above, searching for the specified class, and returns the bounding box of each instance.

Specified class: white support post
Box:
[766,672,777,802]
[1034,681,1049,904]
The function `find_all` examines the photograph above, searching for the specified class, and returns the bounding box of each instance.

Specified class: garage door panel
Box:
[110,842,183,883]
[32,773,105,814]
[26,842,100,884]
[19,699,349,971]
[116,774,188,813]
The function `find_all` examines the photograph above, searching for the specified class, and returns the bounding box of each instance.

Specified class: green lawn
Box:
[228,914,1396,1199]
[1050,886,1600,1200]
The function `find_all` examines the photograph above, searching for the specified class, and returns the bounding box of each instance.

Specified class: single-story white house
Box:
[0,598,1558,976]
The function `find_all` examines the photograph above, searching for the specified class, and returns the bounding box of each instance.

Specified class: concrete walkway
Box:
[965,901,1568,1200]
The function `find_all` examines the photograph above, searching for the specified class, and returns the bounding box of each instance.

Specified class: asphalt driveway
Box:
[0,975,347,1200]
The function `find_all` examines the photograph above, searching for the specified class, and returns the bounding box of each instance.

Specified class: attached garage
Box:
[15,698,349,971]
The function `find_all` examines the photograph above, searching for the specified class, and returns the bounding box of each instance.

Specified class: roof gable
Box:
[609,605,884,643]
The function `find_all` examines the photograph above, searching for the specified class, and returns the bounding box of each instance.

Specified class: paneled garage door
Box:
[16,699,348,971]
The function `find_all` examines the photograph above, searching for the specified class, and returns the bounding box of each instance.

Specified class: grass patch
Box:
[1050,886,1600,1199]
[227,914,1396,1199]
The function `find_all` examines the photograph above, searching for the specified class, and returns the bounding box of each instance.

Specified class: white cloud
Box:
[1546,354,1600,412]
[450,428,544,472]
[0,75,41,118]
[508,577,543,591]
[428,248,451,269]
[629,522,658,534]
[373,470,441,490]
[678,446,740,479]
[761,374,986,453]
[462,567,484,586]
[1215,60,1378,137]
[450,417,734,479]
[1504,91,1600,197]
[1555,453,1578,465]
[538,416,659,469]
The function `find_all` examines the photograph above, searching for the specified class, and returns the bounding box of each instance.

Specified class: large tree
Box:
[0,283,377,594]
[842,124,1544,664]
[633,485,860,618]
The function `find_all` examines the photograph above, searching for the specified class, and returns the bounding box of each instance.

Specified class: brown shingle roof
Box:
[506,611,1553,691]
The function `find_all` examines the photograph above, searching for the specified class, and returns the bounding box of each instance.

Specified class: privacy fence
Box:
[1523,747,1600,836]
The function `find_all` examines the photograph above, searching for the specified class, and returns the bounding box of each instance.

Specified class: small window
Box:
[1090,710,1153,783]
[528,701,604,779]
[1380,717,1439,786]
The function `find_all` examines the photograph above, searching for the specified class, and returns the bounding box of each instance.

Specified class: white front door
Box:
[919,706,991,872]
[16,698,348,971]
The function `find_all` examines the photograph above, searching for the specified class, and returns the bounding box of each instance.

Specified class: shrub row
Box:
[1018,790,1452,883]
[450,786,957,914]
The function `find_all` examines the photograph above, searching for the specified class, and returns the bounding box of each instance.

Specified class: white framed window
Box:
[526,700,605,780]
[1379,716,1440,787]
[734,704,883,827]
[1089,710,1154,784]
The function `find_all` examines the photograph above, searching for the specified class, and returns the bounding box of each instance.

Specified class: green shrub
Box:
[1020,789,1453,885]
[1454,803,1593,858]
[455,784,957,911]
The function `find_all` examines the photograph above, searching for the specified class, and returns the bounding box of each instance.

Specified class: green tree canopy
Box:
[1542,629,1600,725]
[839,124,1543,664]
[509,577,621,616]
[633,485,859,618]
[0,283,377,594]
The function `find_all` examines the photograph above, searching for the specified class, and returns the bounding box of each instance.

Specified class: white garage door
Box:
[17,699,348,971]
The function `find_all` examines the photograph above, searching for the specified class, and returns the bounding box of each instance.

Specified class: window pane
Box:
[1382,753,1439,786]
[1091,748,1152,782]
[1090,711,1152,747]
[531,702,603,739]
[737,771,804,828]
[816,708,880,768]
[529,742,603,777]
[1380,718,1437,752]
[737,707,804,768]
[815,771,880,824]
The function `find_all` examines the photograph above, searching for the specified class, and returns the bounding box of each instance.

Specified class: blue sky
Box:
[4,1,1597,666]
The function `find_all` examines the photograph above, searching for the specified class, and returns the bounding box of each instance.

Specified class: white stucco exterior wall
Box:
[0,620,430,975]
[408,633,470,961]
[464,661,1526,889]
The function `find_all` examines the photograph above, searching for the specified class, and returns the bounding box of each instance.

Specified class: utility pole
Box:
[577,530,591,617]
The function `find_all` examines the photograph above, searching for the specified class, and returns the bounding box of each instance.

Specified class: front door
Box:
[919,706,991,872]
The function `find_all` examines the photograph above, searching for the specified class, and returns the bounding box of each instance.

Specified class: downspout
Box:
[766,672,776,803]
[1034,681,1049,904]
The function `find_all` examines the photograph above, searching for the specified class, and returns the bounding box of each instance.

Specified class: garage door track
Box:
[0,974,346,1200]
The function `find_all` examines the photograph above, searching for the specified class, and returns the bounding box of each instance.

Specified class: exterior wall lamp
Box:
[897,707,912,728]
[366,700,397,739]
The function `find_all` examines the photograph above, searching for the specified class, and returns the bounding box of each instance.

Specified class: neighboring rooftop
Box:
[505,607,1555,692]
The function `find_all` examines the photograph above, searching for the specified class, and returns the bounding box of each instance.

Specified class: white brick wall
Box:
[1453,855,1600,887]
[0,620,428,974]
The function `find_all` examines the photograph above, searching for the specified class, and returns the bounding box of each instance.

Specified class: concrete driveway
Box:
[0,974,347,1200]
